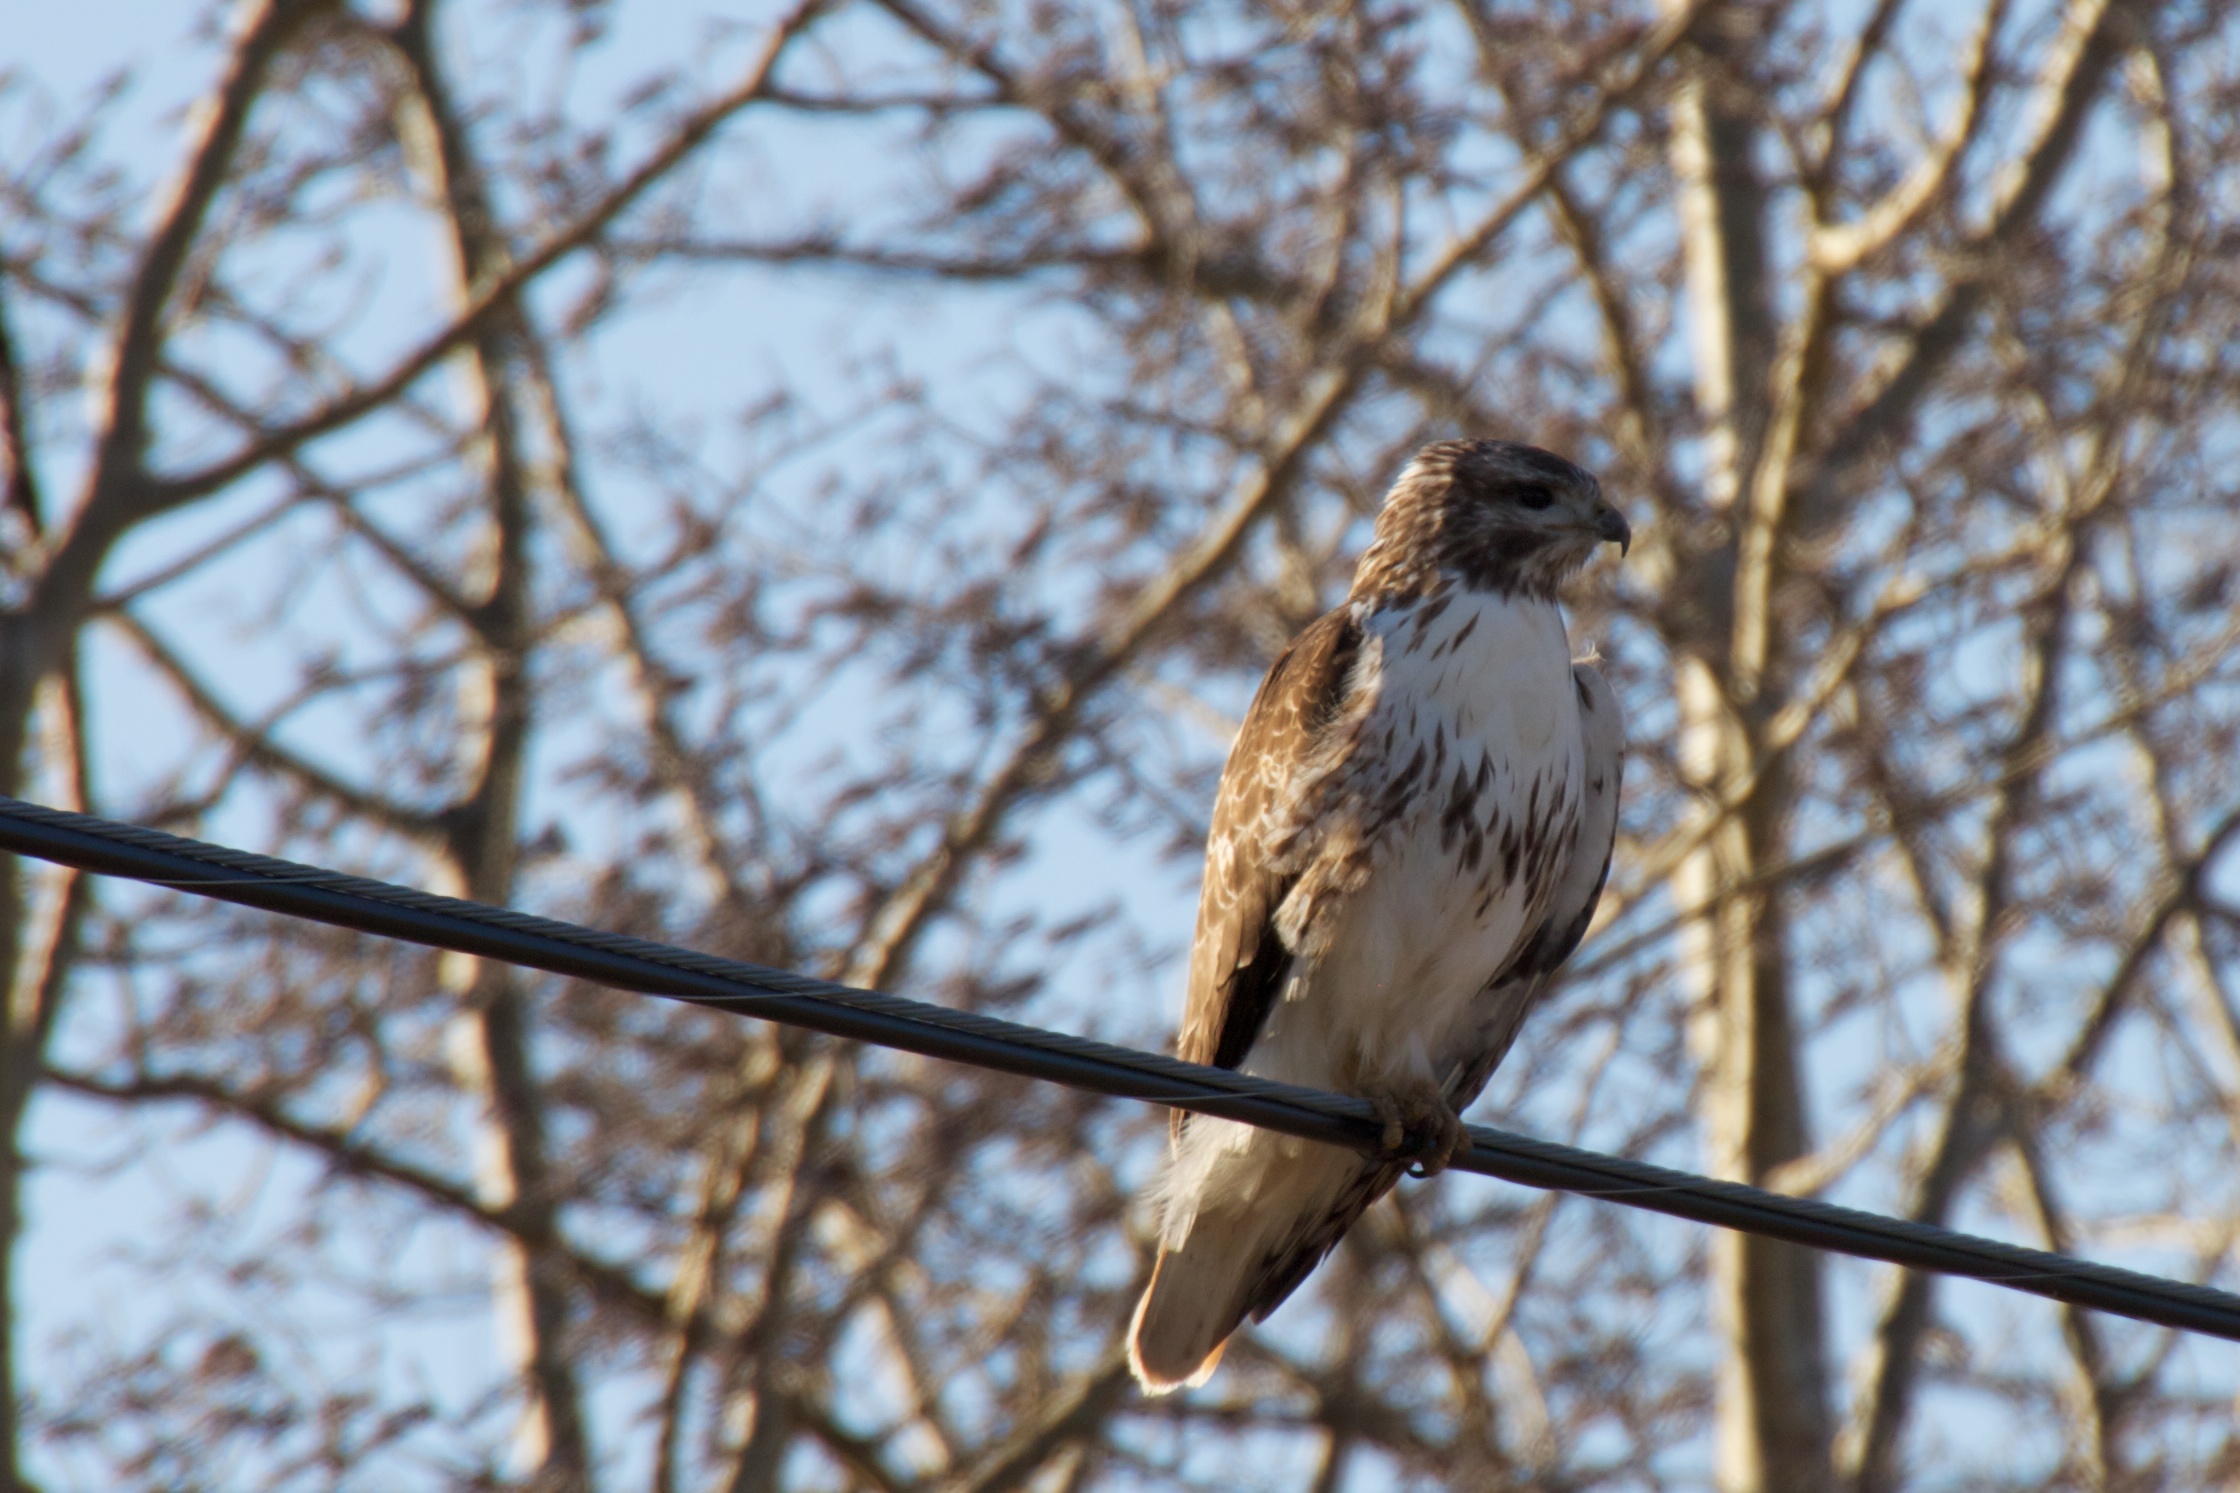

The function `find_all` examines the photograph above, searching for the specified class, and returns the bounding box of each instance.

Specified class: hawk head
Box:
[1352,439,1630,601]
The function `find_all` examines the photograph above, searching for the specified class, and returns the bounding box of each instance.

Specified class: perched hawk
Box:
[1128,439,1629,1393]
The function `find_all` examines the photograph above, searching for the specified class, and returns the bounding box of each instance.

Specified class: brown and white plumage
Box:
[1129,439,1629,1393]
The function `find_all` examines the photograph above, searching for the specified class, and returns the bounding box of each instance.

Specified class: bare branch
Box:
[42,1062,673,1323]
[1804,0,2150,517]
[1810,0,2009,273]
[106,608,447,842]
[143,0,827,510]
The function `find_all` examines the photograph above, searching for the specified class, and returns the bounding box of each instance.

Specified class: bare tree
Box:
[7,0,2240,1488]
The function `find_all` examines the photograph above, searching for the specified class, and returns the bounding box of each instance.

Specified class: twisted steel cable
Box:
[2,794,2236,1341]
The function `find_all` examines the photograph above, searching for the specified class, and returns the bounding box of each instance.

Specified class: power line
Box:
[3,792,2237,1343]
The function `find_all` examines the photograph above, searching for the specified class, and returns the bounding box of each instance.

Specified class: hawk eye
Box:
[1515,483,1556,511]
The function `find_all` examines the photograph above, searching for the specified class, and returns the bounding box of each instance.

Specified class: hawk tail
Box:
[1127,1125,1404,1393]
[1127,1247,1239,1393]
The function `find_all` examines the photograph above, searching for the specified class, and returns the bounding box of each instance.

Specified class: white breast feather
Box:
[1245,588,1585,1095]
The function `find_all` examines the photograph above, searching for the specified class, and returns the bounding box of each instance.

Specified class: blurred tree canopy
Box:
[6,0,2240,1487]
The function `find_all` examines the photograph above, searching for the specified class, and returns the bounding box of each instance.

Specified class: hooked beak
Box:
[1592,502,1632,557]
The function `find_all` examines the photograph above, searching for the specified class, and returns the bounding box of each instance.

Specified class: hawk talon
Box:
[1366,1085,1467,1177]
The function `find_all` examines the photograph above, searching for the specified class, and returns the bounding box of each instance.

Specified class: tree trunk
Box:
[1667,8,1833,1488]
[397,3,589,1480]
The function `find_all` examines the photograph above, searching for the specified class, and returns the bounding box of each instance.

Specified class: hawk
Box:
[1128,439,1629,1392]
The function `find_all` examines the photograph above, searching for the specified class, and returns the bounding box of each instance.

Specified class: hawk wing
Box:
[1177,605,1366,1076]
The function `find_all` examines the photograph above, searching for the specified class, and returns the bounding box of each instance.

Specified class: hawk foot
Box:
[1364,1081,1467,1178]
